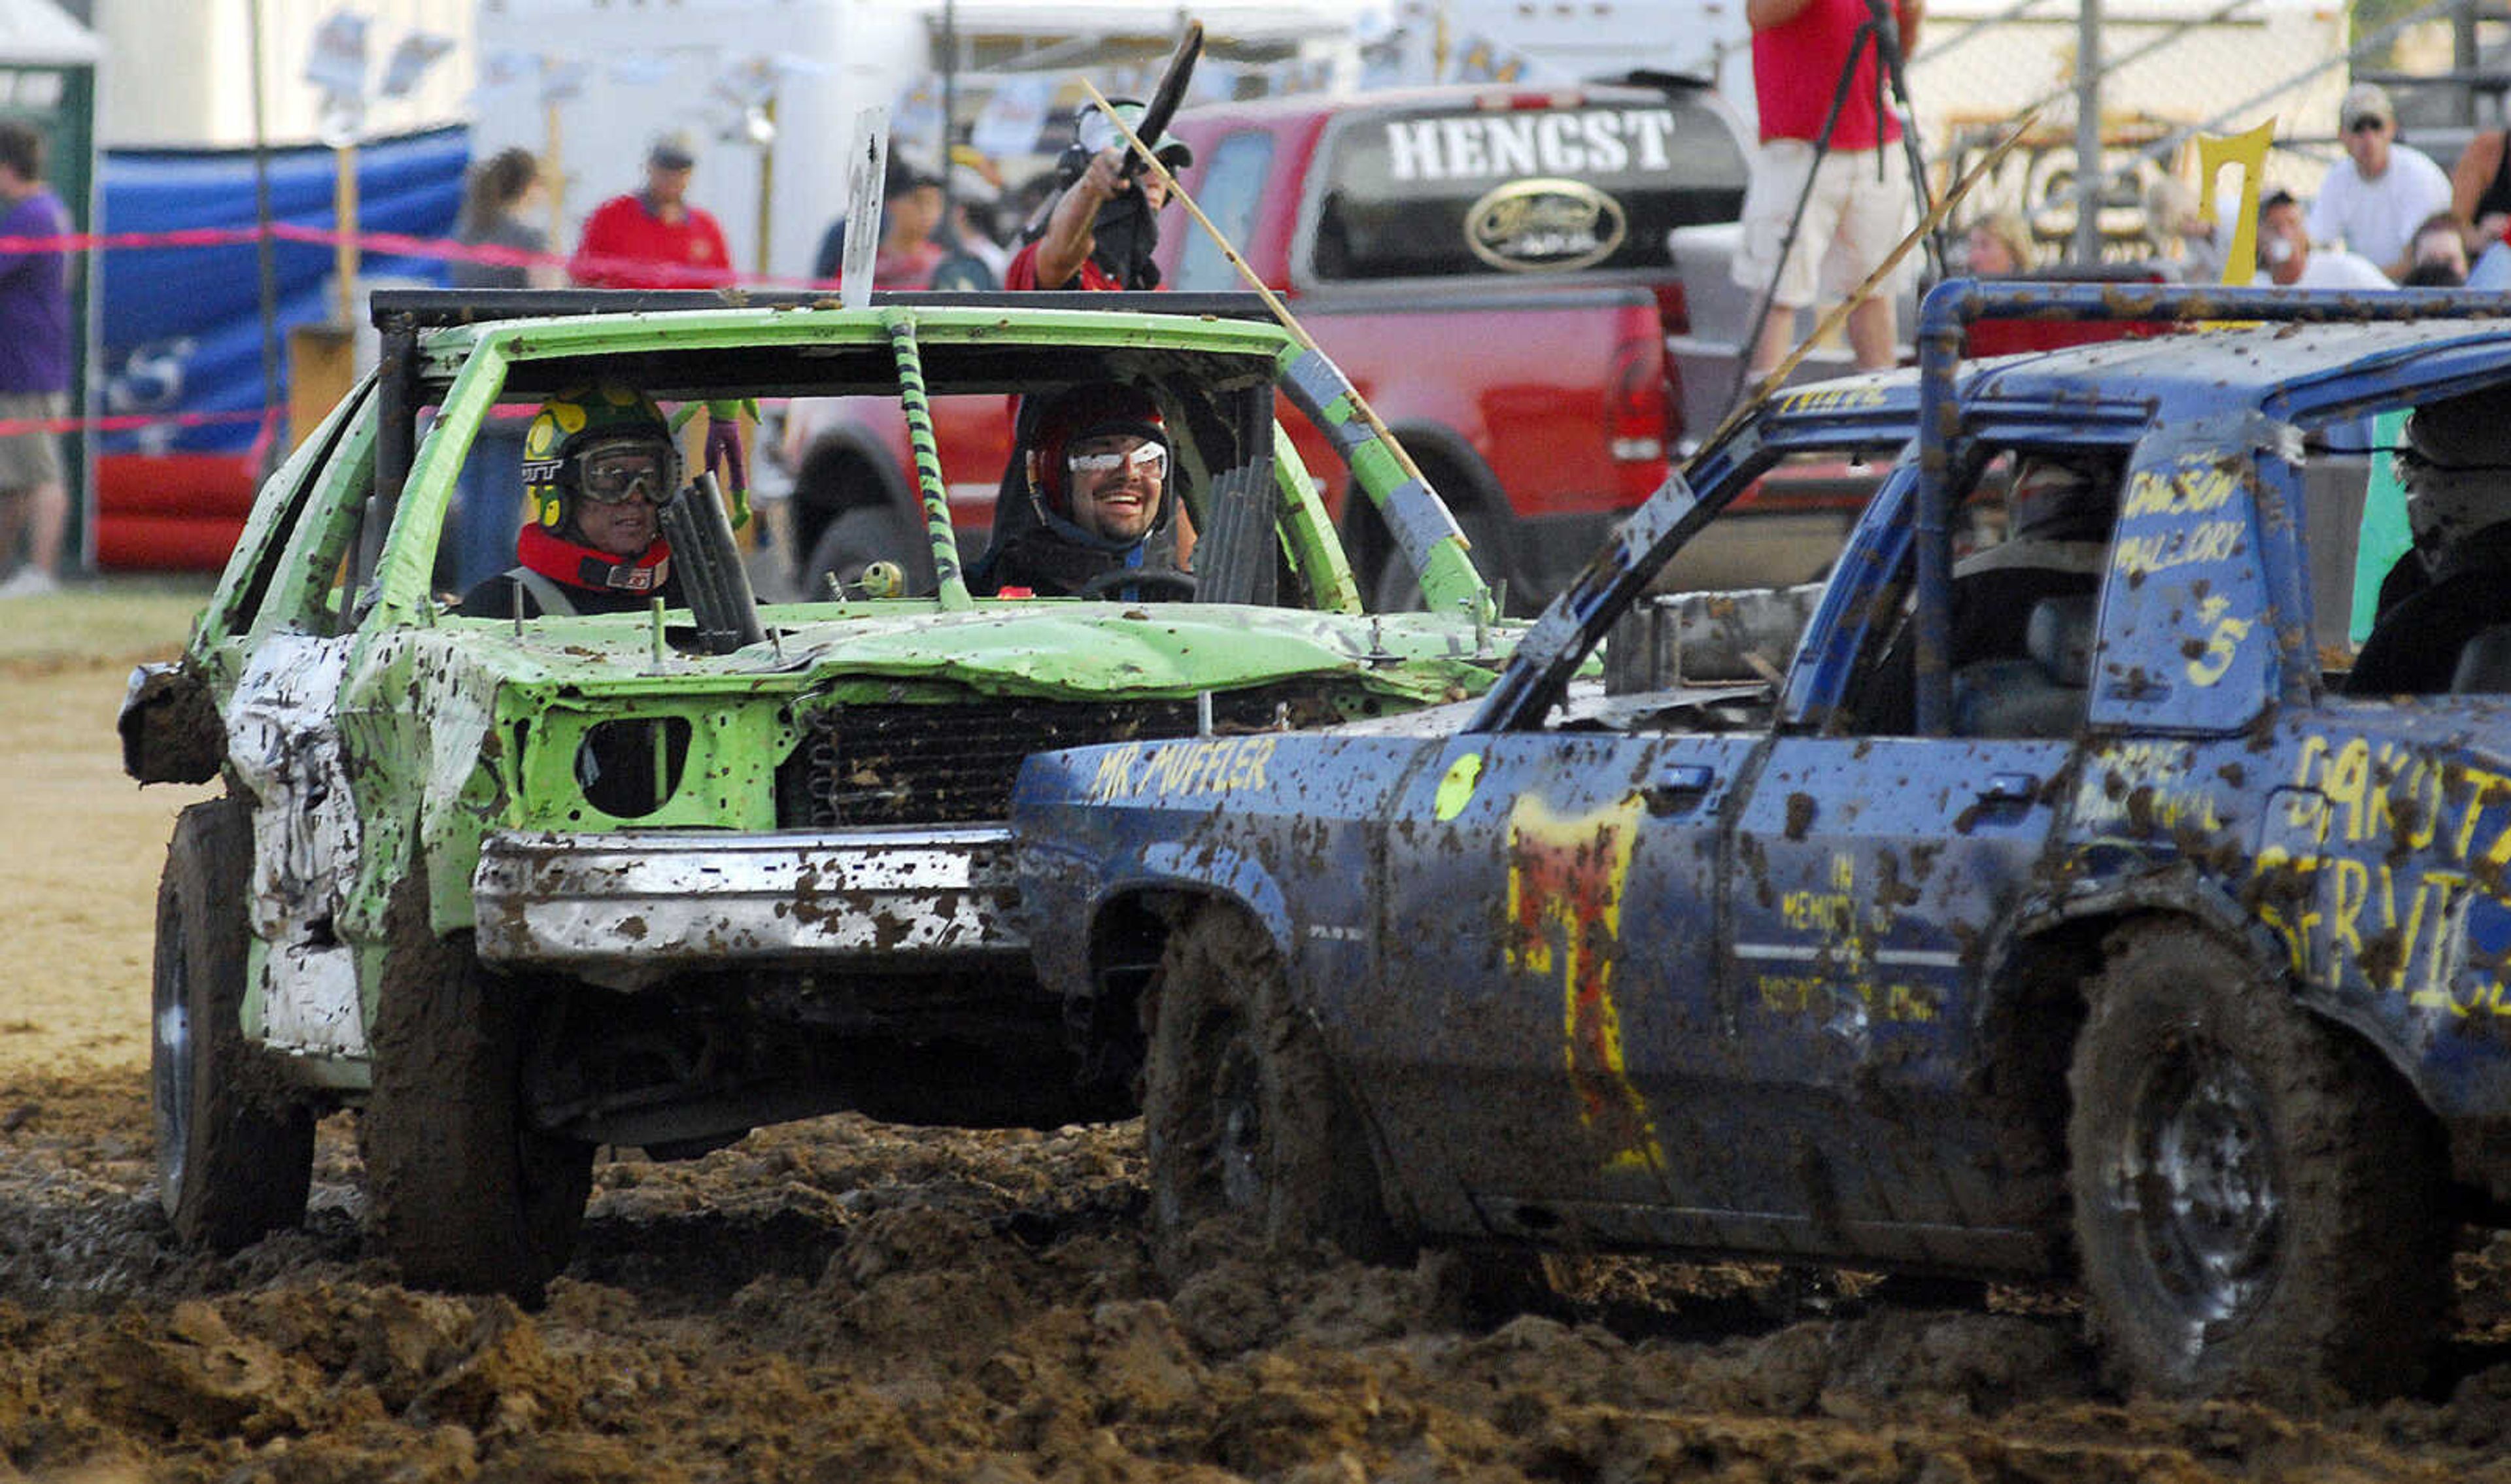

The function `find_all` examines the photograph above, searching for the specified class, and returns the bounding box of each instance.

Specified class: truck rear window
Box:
[1309,92,1747,282]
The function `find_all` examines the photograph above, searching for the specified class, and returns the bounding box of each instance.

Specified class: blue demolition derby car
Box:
[1013,284,2511,1404]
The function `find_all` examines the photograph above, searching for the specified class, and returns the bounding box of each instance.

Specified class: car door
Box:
[1725,730,2069,1264]
[1717,457,2091,1268]
[1376,726,1762,1246]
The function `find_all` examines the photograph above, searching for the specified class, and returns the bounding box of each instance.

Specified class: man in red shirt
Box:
[1734,0,1924,379]
[1004,103,1192,292]
[569,133,734,290]
[981,105,1197,587]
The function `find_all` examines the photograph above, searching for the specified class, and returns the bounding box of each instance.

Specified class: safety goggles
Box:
[1067,441,1168,480]
[577,444,670,505]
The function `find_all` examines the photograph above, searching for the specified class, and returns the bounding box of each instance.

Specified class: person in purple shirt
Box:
[0,120,71,598]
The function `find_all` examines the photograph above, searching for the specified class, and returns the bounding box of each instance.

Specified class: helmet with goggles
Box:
[521,383,680,533]
[1025,382,1170,520]
[1059,99,1193,181]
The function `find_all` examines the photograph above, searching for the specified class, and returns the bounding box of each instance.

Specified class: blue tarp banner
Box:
[96,125,466,456]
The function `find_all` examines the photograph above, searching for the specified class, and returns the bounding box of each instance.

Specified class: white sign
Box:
[541,58,589,105]
[305,10,370,99]
[479,48,538,93]
[841,107,889,310]
[891,76,944,161]
[607,54,678,88]
[379,31,455,100]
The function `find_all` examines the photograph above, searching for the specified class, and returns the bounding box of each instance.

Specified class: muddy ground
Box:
[17,645,2511,1482]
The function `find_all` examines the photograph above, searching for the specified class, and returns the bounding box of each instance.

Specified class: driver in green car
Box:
[978,382,1194,599]
[460,382,690,618]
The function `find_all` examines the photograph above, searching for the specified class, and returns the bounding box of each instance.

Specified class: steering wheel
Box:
[1071,567,1198,601]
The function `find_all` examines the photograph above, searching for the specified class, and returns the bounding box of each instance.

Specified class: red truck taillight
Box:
[1607,331,1669,467]
[1649,282,1692,452]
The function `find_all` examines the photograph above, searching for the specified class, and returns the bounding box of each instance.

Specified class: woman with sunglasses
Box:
[460,382,690,618]
[984,382,1191,600]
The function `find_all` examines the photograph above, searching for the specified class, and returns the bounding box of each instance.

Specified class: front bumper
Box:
[472,826,1024,981]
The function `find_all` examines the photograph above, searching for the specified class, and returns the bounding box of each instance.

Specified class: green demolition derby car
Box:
[118,288,1513,1299]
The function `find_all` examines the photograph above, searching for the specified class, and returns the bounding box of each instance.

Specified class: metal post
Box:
[754,92,776,277]
[2072,0,2101,265]
[2455,0,2480,128]
[939,0,957,225]
[247,0,280,454]
[333,141,360,326]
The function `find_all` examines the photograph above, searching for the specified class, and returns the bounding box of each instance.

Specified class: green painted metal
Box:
[168,294,1525,1085]
[411,302,1303,370]
[371,342,512,626]
[883,311,976,610]
[1273,422,1361,615]
[200,376,373,650]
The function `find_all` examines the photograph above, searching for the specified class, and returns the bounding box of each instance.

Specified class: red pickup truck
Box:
[777,79,1756,611]
[1151,80,1754,608]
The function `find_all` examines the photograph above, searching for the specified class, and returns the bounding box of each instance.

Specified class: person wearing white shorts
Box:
[1734,141,1915,375]
[1734,0,1924,380]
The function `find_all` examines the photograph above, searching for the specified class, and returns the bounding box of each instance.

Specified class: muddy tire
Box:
[152,797,315,1250]
[1141,905,1402,1269]
[366,934,593,1302]
[2068,921,2450,1404]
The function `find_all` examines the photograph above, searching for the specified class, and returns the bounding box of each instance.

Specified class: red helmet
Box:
[1027,382,1168,516]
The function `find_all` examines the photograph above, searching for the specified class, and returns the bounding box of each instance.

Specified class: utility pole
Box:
[2073,0,2102,263]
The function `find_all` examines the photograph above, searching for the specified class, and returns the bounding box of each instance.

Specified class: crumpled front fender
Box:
[120,658,226,785]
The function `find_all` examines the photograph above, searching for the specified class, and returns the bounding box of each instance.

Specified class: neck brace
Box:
[519,522,672,594]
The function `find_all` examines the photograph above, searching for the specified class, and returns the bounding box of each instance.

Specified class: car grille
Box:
[776,692,1308,828]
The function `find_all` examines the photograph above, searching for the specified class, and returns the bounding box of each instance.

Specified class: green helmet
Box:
[522,383,678,532]
[1072,99,1193,173]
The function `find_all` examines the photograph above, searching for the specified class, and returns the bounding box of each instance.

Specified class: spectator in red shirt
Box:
[569,133,734,290]
[1004,102,1193,292]
[1733,0,1924,379]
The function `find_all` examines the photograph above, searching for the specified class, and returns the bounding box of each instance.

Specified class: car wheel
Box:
[152,796,315,1250]
[2068,920,2450,1403]
[1140,905,1403,1270]
[806,505,936,599]
[366,937,594,1302]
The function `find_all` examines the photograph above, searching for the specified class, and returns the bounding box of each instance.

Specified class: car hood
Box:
[436,599,1511,706]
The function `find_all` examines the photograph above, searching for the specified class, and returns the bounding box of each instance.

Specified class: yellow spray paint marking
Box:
[1084,736,1278,804]
[2185,594,2252,688]
[1505,793,1667,1178]
[1433,752,1482,822]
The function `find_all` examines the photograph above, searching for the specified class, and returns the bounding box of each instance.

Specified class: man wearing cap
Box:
[1005,102,1193,292]
[2309,82,2451,282]
[569,133,734,290]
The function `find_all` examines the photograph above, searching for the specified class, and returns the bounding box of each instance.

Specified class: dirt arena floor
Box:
[14,586,2511,1481]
